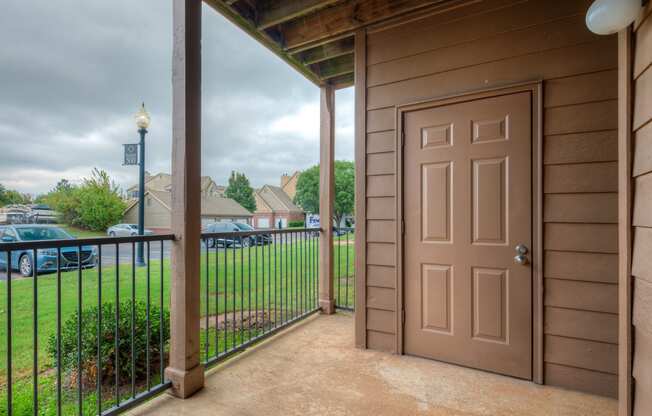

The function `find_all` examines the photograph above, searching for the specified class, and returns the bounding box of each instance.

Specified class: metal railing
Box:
[0,226,333,415]
[199,228,321,367]
[334,227,355,311]
[0,234,174,416]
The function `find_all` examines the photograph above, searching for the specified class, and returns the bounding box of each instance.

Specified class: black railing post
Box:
[6,252,12,416]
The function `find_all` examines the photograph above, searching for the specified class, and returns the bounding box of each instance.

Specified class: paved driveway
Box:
[0,240,173,280]
[0,233,318,280]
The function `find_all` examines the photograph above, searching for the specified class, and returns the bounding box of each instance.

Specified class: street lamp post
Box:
[135,103,151,267]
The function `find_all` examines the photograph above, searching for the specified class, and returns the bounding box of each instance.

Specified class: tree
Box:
[0,184,30,207]
[44,170,125,231]
[42,179,79,225]
[294,165,319,214]
[224,171,256,212]
[75,169,126,231]
[294,160,355,227]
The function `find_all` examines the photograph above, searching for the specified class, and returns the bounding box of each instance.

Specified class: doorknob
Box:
[514,244,529,265]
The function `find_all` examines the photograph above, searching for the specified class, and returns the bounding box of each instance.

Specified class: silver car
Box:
[107,223,154,237]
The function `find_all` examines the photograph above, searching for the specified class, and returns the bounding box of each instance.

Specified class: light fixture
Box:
[134,102,151,130]
[586,0,641,35]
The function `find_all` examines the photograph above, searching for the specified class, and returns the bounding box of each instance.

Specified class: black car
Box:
[203,222,272,248]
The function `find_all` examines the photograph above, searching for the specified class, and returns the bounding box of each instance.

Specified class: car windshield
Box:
[234,223,253,231]
[15,227,72,241]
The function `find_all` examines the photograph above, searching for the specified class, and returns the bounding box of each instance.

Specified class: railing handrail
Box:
[201,227,322,239]
[0,227,325,251]
[0,233,176,251]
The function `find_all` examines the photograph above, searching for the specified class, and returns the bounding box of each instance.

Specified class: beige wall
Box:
[361,0,619,397]
[124,196,252,229]
[123,196,171,228]
[631,4,652,415]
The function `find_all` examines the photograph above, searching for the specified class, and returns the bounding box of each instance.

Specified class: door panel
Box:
[403,92,532,379]
[422,162,452,242]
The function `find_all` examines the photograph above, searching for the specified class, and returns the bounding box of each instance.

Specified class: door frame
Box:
[394,81,544,384]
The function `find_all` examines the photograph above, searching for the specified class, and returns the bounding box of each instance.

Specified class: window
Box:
[15,227,71,241]
[1,228,17,241]
[234,223,254,231]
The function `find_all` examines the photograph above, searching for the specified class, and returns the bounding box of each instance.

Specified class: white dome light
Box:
[586,0,641,35]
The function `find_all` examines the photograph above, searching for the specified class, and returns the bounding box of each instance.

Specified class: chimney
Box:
[281,173,290,187]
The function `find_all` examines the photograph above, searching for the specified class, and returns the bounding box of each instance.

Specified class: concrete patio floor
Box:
[129,313,617,416]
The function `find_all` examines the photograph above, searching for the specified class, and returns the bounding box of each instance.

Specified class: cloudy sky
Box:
[0,1,354,196]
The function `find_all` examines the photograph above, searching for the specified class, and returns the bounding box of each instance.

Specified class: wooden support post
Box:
[353,28,367,348]
[165,0,204,398]
[319,84,336,314]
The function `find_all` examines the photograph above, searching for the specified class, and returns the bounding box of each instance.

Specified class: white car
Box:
[107,223,154,237]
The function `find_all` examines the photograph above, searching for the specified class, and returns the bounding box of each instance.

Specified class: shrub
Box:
[48,301,169,390]
[74,169,125,231]
[44,170,126,231]
[288,220,305,228]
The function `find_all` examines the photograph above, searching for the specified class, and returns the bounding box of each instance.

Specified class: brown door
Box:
[403,92,532,379]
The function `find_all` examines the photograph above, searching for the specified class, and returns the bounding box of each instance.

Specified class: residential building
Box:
[123,189,251,233]
[253,184,304,228]
[126,172,224,199]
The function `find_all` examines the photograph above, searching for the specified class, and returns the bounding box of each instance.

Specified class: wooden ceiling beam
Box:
[328,72,354,90]
[311,54,354,81]
[257,0,343,30]
[204,0,322,86]
[293,36,355,65]
[279,0,447,51]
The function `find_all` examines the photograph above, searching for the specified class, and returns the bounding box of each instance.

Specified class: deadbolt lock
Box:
[515,244,529,255]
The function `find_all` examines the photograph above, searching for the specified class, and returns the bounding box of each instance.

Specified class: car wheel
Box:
[242,238,251,247]
[207,238,215,248]
[19,254,33,277]
[109,231,116,237]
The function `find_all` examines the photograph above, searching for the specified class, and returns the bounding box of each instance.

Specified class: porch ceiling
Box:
[130,313,617,416]
[204,0,461,89]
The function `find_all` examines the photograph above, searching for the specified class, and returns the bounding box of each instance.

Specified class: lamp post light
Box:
[134,103,151,267]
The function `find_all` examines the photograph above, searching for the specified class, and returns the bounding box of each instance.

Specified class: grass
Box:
[0,236,354,414]
[58,225,106,239]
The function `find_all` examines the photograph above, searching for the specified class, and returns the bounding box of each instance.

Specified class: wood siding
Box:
[362,0,619,397]
[631,4,652,415]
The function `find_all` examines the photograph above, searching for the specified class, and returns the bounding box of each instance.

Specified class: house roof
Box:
[256,185,303,214]
[127,172,223,194]
[205,0,455,89]
[125,189,252,218]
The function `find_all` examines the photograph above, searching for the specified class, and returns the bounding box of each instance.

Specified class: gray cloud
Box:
[0,1,353,195]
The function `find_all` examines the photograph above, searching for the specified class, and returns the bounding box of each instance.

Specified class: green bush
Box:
[288,220,305,228]
[44,169,125,232]
[47,301,169,390]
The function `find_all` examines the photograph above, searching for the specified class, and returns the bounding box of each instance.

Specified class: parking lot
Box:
[0,241,173,280]
[0,230,331,280]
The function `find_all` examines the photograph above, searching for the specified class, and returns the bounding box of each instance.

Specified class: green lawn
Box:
[58,225,106,239]
[0,236,355,414]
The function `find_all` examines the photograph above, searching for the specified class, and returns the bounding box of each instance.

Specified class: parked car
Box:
[0,225,97,277]
[334,227,352,237]
[233,222,273,246]
[203,222,272,248]
[107,223,154,237]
